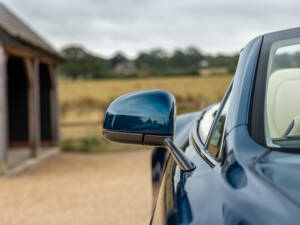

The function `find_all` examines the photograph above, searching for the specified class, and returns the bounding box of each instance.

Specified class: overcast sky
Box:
[2,0,300,58]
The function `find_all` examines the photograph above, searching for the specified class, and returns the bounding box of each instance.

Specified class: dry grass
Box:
[59,75,232,123]
[58,75,233,151]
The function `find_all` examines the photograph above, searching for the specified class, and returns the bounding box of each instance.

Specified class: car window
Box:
[198,104,220,143]
[265,39,300,148]
[207,94,231,158]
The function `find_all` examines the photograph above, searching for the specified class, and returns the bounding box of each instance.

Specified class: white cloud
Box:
[1,0,300,58]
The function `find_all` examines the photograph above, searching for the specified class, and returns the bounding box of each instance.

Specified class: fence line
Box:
[61,121,99,127]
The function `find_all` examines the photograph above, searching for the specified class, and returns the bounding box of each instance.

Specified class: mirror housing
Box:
[102,89,195,172]
[103,90,176,146]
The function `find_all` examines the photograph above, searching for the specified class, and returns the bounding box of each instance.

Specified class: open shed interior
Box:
[7,56,29,146]
[0,3,61,171]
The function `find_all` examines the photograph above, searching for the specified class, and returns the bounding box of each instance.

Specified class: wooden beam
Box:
[49,64,59,142]
[0,45,7,162]
[25,59,40,157]
[5,44,59,66]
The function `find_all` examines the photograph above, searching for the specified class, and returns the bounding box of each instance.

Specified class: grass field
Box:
[58,75,233,152]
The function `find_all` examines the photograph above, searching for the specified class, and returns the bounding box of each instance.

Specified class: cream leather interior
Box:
[267,68,300,138]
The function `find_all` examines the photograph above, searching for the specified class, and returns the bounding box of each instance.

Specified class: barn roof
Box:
[0,3,61,59]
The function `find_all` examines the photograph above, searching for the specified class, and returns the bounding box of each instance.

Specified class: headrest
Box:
[267,68,300,138]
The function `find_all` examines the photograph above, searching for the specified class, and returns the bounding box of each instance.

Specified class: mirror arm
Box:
[164,137,196,172]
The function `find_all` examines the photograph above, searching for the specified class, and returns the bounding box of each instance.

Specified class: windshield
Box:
[265,38,300,148]
[198,104,219,143]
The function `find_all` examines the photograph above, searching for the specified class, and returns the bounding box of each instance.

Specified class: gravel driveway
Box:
[0,150,152,225]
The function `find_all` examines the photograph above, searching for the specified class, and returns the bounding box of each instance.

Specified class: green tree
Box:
[59,46,110,79]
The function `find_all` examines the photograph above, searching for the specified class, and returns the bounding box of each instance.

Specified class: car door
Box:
[151,82,233,225]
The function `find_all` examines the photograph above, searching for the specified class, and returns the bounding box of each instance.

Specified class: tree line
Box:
[58,45,239,79]
[272,52,300,72]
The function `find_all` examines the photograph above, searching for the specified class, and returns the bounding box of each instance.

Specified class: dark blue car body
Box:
[150,29,300,225]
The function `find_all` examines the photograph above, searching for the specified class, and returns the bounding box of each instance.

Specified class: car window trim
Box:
[205,81,233,150]
[192,120,217,167]
[249,27,300,153]
[191,80,233,166]
[197,107,209,144]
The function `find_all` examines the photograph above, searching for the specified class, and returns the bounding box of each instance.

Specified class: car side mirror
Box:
[102,89,195,171]
[103,89,175,146]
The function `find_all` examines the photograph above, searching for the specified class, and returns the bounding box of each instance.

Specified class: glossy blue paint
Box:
[103,89,175,135]
[224,161,247,189]
[149,29,300,225]
[226,35,263,132]
[101,28,300,225]
[151,119,300,225]
[256,150,300,207]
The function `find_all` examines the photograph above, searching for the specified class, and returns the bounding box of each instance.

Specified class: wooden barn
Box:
[0,3,62,171]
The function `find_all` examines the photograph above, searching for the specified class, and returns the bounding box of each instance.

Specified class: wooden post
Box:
[0,45,7,163]
[49,64,59,142]
[25,59,40,157]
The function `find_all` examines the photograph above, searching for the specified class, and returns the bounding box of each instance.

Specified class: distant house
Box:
[200,67,229,76]
[0,3,62,171]
[110,53,135,75]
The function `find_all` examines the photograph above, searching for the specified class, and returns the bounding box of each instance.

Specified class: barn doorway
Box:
[39,63,52,145]
[7,56,29,147]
